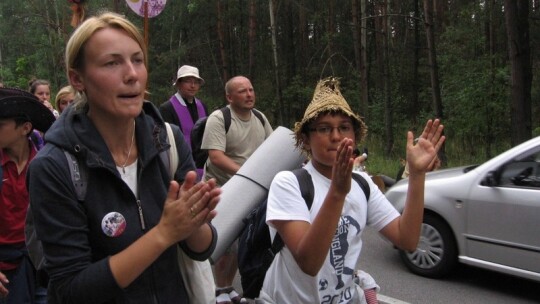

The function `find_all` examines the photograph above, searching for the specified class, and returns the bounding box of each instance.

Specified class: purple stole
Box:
[170,94,206,147]
[170,94,206,179]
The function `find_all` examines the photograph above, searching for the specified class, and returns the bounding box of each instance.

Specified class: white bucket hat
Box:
[172,65,205,85]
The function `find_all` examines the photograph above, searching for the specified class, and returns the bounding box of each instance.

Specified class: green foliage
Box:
[0,0,537,170]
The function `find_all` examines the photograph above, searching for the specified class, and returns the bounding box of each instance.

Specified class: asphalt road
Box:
[233,226,540,303]
[359,227,540,304]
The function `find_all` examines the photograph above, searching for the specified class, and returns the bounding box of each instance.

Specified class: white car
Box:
[385,136,540,282]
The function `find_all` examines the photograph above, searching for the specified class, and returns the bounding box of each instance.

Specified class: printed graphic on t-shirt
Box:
[319,215,361,303]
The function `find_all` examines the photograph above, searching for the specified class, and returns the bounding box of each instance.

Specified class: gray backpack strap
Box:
[64,150,87,201]
[163,122,178,180]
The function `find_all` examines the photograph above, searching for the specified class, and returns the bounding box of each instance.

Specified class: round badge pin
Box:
[101,212,127,237]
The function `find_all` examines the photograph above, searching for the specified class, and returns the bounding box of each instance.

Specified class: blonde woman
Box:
[27,12,219,303]
[54,85,77,114]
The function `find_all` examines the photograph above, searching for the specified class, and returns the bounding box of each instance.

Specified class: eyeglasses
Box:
[309,124,354,136]
[181,79,202,85]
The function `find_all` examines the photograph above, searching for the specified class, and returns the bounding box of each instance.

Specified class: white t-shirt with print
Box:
[261,162,399,303]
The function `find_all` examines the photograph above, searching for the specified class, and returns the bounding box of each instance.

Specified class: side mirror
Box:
[482,171,498,187]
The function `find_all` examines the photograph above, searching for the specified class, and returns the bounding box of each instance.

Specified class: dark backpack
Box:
[190,107,265,168]
[237,168,370,299]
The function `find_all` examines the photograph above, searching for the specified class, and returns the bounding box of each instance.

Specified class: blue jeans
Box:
[0,257,46,304]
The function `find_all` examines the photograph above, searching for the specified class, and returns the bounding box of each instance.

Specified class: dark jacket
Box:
[27,101,217,304]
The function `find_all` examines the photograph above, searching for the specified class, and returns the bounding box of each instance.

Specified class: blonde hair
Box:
[54,85,77,112]
[65,12,147,108]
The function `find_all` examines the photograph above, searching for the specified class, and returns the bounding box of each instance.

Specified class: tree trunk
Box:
[327,0,335,59]
[411,0,420,124]
[423,0,443,119]
[299,0,308,77]
[216,0,229,83]
[352,0,368,117]
[423,0,445,163]
[504,0,532,145]
[248,0,256,79]
[383,0,394,155]
[360,0,369,117]
[269,0,283,125]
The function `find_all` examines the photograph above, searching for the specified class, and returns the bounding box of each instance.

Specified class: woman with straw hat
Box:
[258,77,445,303]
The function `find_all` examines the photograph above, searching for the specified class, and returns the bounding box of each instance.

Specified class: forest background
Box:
[0,0,538,178]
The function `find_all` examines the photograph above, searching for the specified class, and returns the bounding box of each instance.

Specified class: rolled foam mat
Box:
[211,126,306,260]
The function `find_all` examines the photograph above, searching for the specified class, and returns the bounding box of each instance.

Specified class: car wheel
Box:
[399,213,458,278]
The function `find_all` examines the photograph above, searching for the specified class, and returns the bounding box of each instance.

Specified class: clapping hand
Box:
[158,171,220,246]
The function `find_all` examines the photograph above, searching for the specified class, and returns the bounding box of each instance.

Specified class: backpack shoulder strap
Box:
[292,168,314,209]
[352,172,371,201]
[251,109,265,127]
[220,107,232,133]
[270,168,314,253]
[162,122,178,180]
[221,107,265,134]
[64,150,87,201]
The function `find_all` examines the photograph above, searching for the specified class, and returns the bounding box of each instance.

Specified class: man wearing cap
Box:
[0,87,55,303]
[160,65,209,179]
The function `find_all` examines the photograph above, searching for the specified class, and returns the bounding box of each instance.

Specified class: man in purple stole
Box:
[160,65,208,180]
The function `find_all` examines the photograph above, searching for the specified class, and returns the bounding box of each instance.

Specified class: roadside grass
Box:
[359,137,511,178]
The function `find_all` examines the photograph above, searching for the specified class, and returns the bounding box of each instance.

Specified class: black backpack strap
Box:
[221,107,265,134]
[270,170,370,254]
[251,109,266,127]
[352,172,371,201]
[292,168,315,209]
[270,168,315,254]
[64,150,87,201]
[220,107,232,133]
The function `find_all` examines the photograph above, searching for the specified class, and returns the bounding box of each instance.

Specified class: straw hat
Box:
[0,87,56,132]
[293,77,367,152]
[172,65,205,85]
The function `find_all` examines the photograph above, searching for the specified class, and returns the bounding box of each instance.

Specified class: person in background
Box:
[353,147,396,191]
[27,12,220,304]
[352,147,368,172]
[28,79,59,119]
[54,85,77,114]
[160,65,208,180]
[398,154,441,181]
[259,77,445,303]
[0,87,55,304]
[201,76,273,304]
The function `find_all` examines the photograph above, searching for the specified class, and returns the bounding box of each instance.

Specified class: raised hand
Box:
[406,119,445,175]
